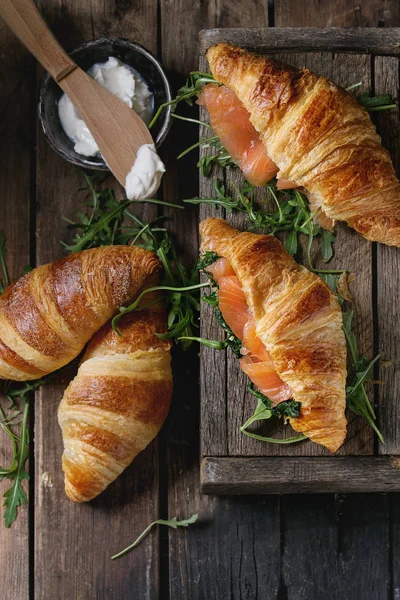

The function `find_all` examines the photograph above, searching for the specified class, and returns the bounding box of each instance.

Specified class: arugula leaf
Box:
[240,386,306,443]
[177,336,230,350]
[64,174,203,351]
[197,141,236,176]
[358,91,396,112]
[342,310,383,442]
[0,231,10,294]
[247,383,301,418]
[284,228,298,256]
[200,285,243,358]
[2,399,29,528]
[148,70,218,130]
[320,229,336,262]
[111,513,198,560]
[197,251,220,271]
[185,181,336,270]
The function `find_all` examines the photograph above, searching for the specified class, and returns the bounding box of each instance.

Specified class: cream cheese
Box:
[58,57,153,157]
[125,144,165,200]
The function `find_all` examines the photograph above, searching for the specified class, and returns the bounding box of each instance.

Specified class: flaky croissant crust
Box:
[0,246,160,381]
[58,306,172,502]
[200,218,347,452]
[207,43,400,247]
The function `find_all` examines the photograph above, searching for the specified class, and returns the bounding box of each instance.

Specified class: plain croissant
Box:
[58,300,172,502]
[0,246,160,381]
[207,43,400,247]
[200,218,347,452]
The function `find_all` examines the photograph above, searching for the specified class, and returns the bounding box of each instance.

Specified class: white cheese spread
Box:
[58,57,153,157]
[125,144,165,200]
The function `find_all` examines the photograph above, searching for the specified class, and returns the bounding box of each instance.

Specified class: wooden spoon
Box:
[0,0,154,187]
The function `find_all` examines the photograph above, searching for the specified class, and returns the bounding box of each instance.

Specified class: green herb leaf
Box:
[247,383,301,419]
[342,310,383,441]
[197,143,236,176]
[111,513,198,560]
[358,91,396,112]
[2,399,29,528]
[62,174,205,351]
[320,229,336,262]
[178,336,229,350]
[148,70,218,130]
[111,282,209,336]
[0,230,10,294]
[284,228,298,256]
[197,251,220,271]
[240,428,307,444]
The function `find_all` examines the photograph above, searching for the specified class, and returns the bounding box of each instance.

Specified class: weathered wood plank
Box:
[0,17,32,600]
[281,494,389,599]
[281,495,339,598]
[390,493,400,597]
[201,456,400,494]
[375,55,400,455]
[275,0,400,28]
[200,27,400,55]
[33,2,160,599]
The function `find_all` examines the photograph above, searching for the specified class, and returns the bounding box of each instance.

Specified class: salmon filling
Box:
[197,83,337,231]
[197,84,279,187]
[206,258,291,404]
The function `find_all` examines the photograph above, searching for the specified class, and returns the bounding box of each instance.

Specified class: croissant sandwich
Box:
[200,43,400,246]
[0,245,160,381]
[58,294,172,502]
[200,218,347,452]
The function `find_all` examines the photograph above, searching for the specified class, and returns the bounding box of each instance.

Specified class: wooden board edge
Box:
[200,456,400,494]
[199,27,400,54]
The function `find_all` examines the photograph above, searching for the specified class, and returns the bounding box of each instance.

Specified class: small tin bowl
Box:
[38,37,172,171]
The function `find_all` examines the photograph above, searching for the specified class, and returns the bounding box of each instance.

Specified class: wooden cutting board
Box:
[198,27,400,494]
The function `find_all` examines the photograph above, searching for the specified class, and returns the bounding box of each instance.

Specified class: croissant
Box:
[0,246,160,381]
[200,218,347,452]
[58,298,172,502]
[206,43,400,247]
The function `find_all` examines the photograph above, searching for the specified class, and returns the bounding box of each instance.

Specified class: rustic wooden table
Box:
[1,1,400,599]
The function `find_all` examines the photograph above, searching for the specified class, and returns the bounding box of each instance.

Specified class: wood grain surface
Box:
[0,1,400,599]
[0,12,32,600]
[201,456,400,494]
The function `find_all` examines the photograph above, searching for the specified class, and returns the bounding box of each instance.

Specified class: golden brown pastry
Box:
[58,298,172,502]
[200,218,347,452]
[206,43,400,247]
[0,246,160,381]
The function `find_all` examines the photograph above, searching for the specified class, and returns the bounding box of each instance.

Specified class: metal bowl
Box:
[38,37,172,171]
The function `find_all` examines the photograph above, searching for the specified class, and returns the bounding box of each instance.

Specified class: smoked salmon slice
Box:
[240,355,292,404]
[206,257,291,403]
[198,83,278,187]
[242,319,271,362]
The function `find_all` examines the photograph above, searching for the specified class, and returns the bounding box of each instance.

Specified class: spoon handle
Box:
[0,0,77,82]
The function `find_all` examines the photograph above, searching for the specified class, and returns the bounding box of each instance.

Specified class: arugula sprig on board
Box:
[239,384,306,444]
[358,91,397,112]
[342,311,383,441]
[0,231,10,294]
[0,377,55,528]
[111,513,198,560]
[64,174,203,351]
[0,234,54,526]
[148,71,218,130]
[62,173,182,254]
[185,180,336,266]
[0,233,30,527]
